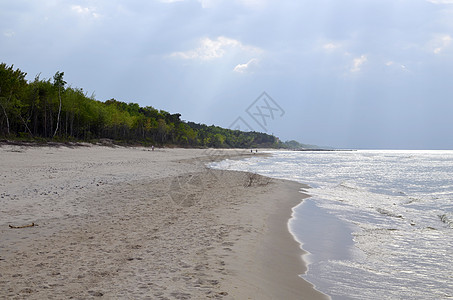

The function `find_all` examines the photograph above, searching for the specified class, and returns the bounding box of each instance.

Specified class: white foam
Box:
[210,150,453,299]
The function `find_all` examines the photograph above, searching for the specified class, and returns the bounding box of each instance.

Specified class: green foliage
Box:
[0,63,286,148]
[281,140,325,150]
[53,71,66,89]
[0,63,28,135]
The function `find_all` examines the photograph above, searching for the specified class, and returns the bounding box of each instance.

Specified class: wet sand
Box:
[0,145,327,299]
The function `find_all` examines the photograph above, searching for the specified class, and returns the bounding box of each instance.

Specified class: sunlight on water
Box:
[210,150,453,299]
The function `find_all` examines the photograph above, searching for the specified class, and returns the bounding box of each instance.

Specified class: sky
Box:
[2,0,453,149]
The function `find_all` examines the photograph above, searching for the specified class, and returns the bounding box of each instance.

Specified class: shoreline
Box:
[289,198,355,298]
[217,177,328,299]
[0,145,327,299]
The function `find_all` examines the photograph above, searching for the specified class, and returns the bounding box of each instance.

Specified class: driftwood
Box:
[9,223,36,229]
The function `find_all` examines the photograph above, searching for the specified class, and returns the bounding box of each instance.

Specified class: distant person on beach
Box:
[152,145,154,151]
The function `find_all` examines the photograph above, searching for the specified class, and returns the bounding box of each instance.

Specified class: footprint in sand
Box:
[168,174,206,207]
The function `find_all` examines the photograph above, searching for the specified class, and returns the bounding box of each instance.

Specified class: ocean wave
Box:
[404,197,420,205]
[438,213,453,229]
[211,149,453,299]
[376,208,404,219]
[337,182,359,190]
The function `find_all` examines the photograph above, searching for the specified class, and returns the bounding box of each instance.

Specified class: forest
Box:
[0,63,285,148]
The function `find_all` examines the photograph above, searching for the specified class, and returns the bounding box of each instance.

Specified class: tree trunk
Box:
[44,98,47,137]
[53,87,62,137]
[70,111,74,137]
[0,102,10,135]
[65,110,68,136]
[0,90,13,135]
[18,114,33,136]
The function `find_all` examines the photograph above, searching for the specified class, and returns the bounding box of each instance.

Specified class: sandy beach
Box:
[0,145,327,299]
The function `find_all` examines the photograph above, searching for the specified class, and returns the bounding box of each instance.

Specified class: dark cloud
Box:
[1,0,453,148]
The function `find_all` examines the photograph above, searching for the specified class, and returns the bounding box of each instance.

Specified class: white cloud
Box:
[385,61,408,71]
[171,36,262,60]
[159,0,216,8]
[159,0,266,9]
[350,55,367,72]
[197,0,216,8]
[234,58,259,73]
[236,0,267,8]
[426,0,453,4]
[432,34,452,54]
[3,30,15,38]
[323,42,341,51]
[71,5,100,18]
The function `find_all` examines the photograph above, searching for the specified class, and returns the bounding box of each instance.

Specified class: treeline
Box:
[280,140,327,150]
[0,63,280,148]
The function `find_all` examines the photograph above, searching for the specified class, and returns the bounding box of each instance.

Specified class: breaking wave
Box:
[439,213,453,229]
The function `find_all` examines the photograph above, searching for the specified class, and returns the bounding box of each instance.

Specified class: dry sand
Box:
[0,145,327,299]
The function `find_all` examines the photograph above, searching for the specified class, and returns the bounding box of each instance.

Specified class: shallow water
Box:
[210,150,453,299]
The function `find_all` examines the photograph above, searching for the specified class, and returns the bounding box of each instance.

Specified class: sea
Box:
[209,150,453,300]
